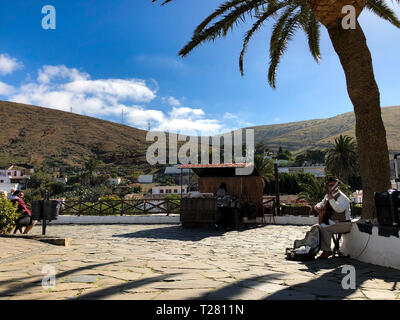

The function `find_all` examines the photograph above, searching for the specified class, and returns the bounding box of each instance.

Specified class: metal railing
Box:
[59,199,181,216]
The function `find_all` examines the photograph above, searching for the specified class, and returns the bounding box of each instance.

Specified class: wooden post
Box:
[274,162,280,216]
[180,168,183,201]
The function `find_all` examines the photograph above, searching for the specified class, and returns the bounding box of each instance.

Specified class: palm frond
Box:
[239,1,289,76]
[152,0,176,5]
[366,0,400,28]
[179,0,267,57]
[268,6,301,88]
[304,12,321,62]
[194,0,251,35]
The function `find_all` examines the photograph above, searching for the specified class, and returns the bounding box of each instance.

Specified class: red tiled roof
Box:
[177,163,251,169]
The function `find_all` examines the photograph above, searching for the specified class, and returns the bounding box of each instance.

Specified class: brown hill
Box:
[1,101,399,169]
[249,105,400,155]
[0,101,149,168]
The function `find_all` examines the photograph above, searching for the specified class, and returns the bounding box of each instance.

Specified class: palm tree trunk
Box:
[326,21,390,219]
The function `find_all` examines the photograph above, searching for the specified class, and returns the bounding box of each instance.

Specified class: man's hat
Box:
[326,176,339,184]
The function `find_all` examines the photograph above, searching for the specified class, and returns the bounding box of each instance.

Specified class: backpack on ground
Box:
[285,225,321,261]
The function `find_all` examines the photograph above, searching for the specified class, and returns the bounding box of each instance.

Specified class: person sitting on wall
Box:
[7,188,17,200]
[11,190,36,234]
[215,182,229,229]
[314,177,352,259]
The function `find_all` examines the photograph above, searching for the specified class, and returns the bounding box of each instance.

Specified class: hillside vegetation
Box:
[0,101,149,168]
[1,101,399,169]
[249,105,400,155]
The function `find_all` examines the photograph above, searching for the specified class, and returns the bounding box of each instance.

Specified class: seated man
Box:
[314,177,352,259]
[11,190,36,234]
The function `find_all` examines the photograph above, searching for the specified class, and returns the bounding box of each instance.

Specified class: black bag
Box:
[285,225,321,261]
[375,190,400,226]
[16,213,32,227]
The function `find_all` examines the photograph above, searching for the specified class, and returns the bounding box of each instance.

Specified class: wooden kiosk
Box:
[178,163,263,228]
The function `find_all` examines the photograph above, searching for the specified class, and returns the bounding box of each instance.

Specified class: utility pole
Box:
[274,160,280,216]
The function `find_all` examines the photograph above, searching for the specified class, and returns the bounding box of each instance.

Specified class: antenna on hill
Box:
[148,121,151,131]
[121,108,125,124]
[70,106,72,113]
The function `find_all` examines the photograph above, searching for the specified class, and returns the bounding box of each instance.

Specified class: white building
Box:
[138,175,153,184]
[351,190,363,204]
[278,166,326,178]
[164,165,191,175]
[152,185,188,195]
[0,166,32,183]
[108,177,121,185]
[0,166,29,192]
[0,175,20,195]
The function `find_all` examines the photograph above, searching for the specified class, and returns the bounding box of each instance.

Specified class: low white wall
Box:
[341,223,400,270]
[47,215,180,225]
[273,215,318,226]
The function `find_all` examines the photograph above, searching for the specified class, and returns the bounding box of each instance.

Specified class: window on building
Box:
[174,189,178,193]
[160,190,164,194]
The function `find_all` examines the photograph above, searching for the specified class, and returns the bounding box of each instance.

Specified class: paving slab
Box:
[0,224,398,300]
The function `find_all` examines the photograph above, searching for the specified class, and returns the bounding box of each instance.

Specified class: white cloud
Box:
[37,65,89,84]
[0,54,23,75]
[224,112,238,120]
[166,96,181,107]
[170,107,204,118]
[8,65,156,116]
[0,81,15,95]
[0,61,246,136]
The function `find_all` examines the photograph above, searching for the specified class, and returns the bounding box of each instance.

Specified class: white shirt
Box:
[316,190,351,223]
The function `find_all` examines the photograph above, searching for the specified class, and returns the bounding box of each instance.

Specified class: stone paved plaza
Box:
[0,224,399,300]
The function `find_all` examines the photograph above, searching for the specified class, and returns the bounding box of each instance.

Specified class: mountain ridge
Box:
[0,100,399,168]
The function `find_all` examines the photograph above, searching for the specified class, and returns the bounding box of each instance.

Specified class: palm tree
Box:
[152,0,397,218]
[254,154,274,189]
[325,135,359,184]
[83,159,101,186]
[297,176,326,204]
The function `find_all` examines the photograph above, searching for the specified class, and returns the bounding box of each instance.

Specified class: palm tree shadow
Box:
[113,225,227,242]
[0,261,123,297]
[74,273,181,300]
[264,257,400,300]
[190,257,400,300]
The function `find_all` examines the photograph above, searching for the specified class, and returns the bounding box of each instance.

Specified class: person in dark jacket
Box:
[215,182,229,229]
[12,190,35,234]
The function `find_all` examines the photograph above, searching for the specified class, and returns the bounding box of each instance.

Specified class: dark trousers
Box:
[217,207,229,227]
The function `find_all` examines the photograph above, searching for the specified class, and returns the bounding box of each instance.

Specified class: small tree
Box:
[297,176,326,204]
[0,196,19,235]
[325,135,359,183]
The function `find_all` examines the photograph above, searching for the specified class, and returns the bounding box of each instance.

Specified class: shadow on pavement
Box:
[74,273,181,300]
[113,224,267,242]
[113,225,227,241]
[190,256,400,300]
[0,261,123,298]
[265,257,400,300]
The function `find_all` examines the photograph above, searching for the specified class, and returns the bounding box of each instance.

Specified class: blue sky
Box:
[0,0,399,135]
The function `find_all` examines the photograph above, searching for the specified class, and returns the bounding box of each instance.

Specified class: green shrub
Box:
[0,197,19,234]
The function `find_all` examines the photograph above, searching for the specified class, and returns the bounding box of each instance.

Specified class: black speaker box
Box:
[374,190,400,226]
